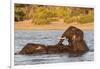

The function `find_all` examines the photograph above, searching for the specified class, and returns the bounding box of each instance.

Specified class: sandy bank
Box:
[15,20,94,31]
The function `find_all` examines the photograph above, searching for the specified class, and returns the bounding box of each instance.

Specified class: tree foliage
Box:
[15,4,94,24]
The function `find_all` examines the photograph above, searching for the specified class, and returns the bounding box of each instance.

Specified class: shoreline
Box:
[15,21,94,31]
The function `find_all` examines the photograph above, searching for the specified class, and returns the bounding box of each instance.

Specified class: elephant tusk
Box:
[57,37,66,39]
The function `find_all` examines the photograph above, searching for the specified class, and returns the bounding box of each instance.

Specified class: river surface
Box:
[14,30,94,65]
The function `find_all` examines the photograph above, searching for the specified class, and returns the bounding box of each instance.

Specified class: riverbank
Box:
[15,20,94,31]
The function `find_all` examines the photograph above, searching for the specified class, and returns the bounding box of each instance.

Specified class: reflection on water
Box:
[14,30,94,65]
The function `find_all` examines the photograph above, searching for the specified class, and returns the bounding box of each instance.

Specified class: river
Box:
[14,30,94,65]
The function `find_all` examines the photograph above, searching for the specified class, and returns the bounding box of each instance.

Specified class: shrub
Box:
[64,16,78,23]
[78,15,94,23]
[33,18,51,25]
[15,8,25,21]
[32,7,54,25]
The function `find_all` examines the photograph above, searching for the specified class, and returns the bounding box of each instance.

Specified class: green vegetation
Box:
[32,7,54,24]
[78,15,94,23]
[64,16,78,23]
[15,4,94,24]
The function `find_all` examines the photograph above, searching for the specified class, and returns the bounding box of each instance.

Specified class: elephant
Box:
[57,26,89,56]
[16,43,71,55]
[18,43,47,55]
[15,26,89,56]
[46,44,68,54]
[58,26,84,45]
[16,43,76,55]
